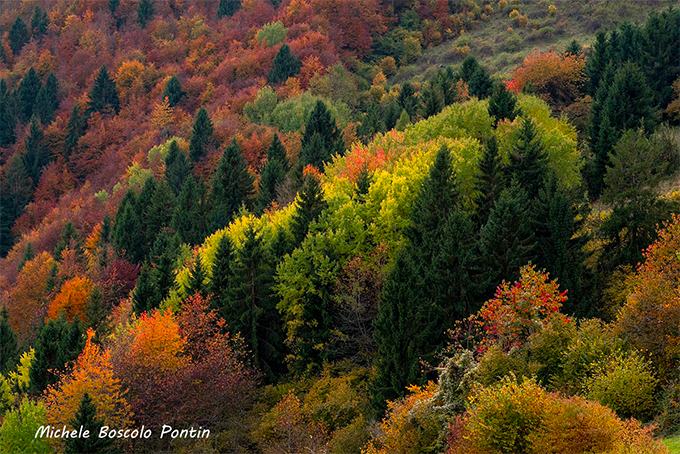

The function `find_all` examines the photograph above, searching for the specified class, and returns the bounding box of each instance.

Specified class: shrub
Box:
[587,352,658,421]
[526,314,576,385]
[503,33,523,52]
[474,345,538,387]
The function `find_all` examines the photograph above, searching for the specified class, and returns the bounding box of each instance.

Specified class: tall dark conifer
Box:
[268,44,301,84]
[299,100,344,169]
[88,66,120,115]
[137,0,154,28]
[65,393,113,454]
[208,139,254,231]
[64,103,86,160]
[165,139,191,195]
[22,117,50,187]
[0,306,17,374]
[188,106,214,163]
[8,17,28,56]
[290,175,327,246]
[218,0,242,18]
[210,235,235,314]
[255,134,288,214]
[162,76,184,107]
[488,83,518,126]
[172,175,208,245]
[474,136,506,228]
[18,68,41,121]
[506,117,548,198]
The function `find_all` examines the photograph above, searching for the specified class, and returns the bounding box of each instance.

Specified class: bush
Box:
[474,345,539,387]
[526,315,576,385]
[503,33,523,52]
[586,352,658,421]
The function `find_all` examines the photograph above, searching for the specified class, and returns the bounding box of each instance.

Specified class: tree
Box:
[18,68,41,121]
[218,0,242,18]
[0,88,17,147]
[0,399,51,454]
[299,100,344,169]
[22,117,50,187]
[47,276,93,323]
[397,82,419,118]
[137,0,154,28]
[474,136,506,227]
[188,106,214,162]
[506,117,548,199]
[290,174,327,246]
[585,32,609,95]
[87,66,120,115]
[64,103,86,160]
[64,393,113,454]
[0,306,18,374]
[34,72,59,125]
[268,44,301,85]
[132,262,155,315]
[53,221,81,259]
[8,17,28,56]
[420,82,444,119]
[255,135,288,214]
[165,140,191,195]
[565,40,582,56]
[30,6,49,37]
[113,190,144,263]
[459,57,492,99]
[29,315,84,395]
[1,156,32,255]
[145,179,176,238]
[17,242,35,271]
[162,76,184,107]
[210,235,235,314]
[208,139,254,231]
[185,252,207,297]
[171,176,208,245]
[488,83,518,126]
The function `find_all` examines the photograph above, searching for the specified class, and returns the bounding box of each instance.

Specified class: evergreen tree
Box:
[505,117,548,198]
[145,179,175,239]
[355,166,372,199]
[147,231,180,310]
[420,82,444,119]
[290,175,327,246]
[30,6,49,37]
[113,190,144,263]
[29,315,84,395]
[0,90,16,147]
[0,306,17,374]
[188,106,214,163]
[397,82,419,118]
[134,176,157,257]
[18,68,41,121]
[64,103,86,160]
[459,56,492,99]
[585,32,609,95]
[137,0,154,28]
[109,0,120,15]
[395,109,410,131]
[171,175,208,245]
[218,0,242,18]
[162,75,184,107]
[34,72,59,125]
[383,99,402,131]
[478,183,536,294]
[53,221,81,259]
[84,287,109,339]
[265,133,289,170]
[299,100,344,169]
[565,39,582,56]
[208,139,254,231]
[210,235,235,314]
[17,242,35,271]
[358,104,385,141]
[474,136,506,227]
[255,135,288,214]
[0,156,32,256]
[22,117,50,187]
[225,225,284,379]
[268,44,301,84]
[8,17,28,56]
[165,140,191,195]
[487,82,518,126]
[132,262,155,314]
[87,66,120,115]
[65,393,113,454]
[185,252,207,297]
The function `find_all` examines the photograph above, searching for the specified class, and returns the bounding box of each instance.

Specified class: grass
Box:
[665,436,680,453]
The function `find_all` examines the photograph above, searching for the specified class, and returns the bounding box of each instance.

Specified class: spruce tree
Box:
[137,0,154,28]
[22,117,50,187]
[64,103,86,160]
[171,175,208,245]
[459,56,492,99]
[145,179,175,239]
[148,230,180,310]
[210,235,235,314]
[30,6,49,37]
[585,32,610,95]
[162,75,184,107]
[488,83,518,126]
[134,177,157,257]
[0,306,17,374]
[565,39,582,56]
[113,190,144,263]
[355,166,372,199]
[87,66,120,115]
[358,104,385,141]
[268,44,301,84]
[34,72,58,125]
[299,100,344,169]
[290,175,327,246]
[505,117,548,198]
[0,156,32,255]
[0,90,16,147]
[53,221,81,259]
[188,106,214,163]
[18,68,41,121]
[17,242,35,271]
[132,262,155,314]
[208,139,254,231]
[65,393,113,454]
[255,135,288,214]
[397,82,419,118]
[185,252,207,297]
[8,17,28,56]
[29,315,84,395]
[474,136,506,227]
[165,140,191,195]
[420,82,444,119]
[218,0,242,18]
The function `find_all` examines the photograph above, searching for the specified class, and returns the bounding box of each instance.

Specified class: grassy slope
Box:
[393,0,677,83]
[665,436,680,453]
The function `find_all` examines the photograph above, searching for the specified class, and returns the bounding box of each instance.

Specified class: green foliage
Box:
[64,103,85,160]
[0,306,17,375]
[87,66,120,115]
[506,117,549,198]
[243,86,278,124]
[172,176,208,245]
[8,17,28,56]
[208,139,254,231]
[18,68,41,121]
[65,393,113,454]
[290,175,327,246]
[474,136,505,226]
[164,139,191,195]
[137,0,154,28]
[256,21,288,47]
[0,399,51,454]
[188,106,215,162]
[22,117,50,187]
[162,75,184,107]
[30,6,49,37]
[268,44,301,85]
[255,135,288,215]
[459,56,493,99]
[488,83,518,126]
[34,72,59,125]
[300,100,345,170]
[218,0,241,18]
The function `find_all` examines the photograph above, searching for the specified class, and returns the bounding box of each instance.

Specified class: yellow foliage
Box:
[47,276,92,322]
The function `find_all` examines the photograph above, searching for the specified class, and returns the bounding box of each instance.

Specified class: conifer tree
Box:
[64,103,85,160]
[505,117,548,198]
[478,183,536,294]
[299,100,344,169]
[0,306,17,374]
[0,91,16,147]
[65,393,113,454]
[420,82,444,119]
[113,190,144,263]
[0,156,32,256]
[188,106,214,162]
[358,104,385,141]
[22,117,50,187]
[29,315,84,395]
[34,72,58,125]
[162,76,184,107]
[172,175,208,245]
[144,230,180,310]
[165,140,191,195]
[459,56,492,99]
[397,82,419,118]
[30,6,49,37]
[8,17,28,56]
[488,83,518,126]
[384,99,402,131]
[268,44,301,84]
[84,287,109,339]
[355,166,372,199]
[185,252,207,297]
[255,135,288,214]
[210,235,235,314]
[145,179,176,239]
[290,175,327,246]
[109,0,120,15]
[474,136,506,227]
[53,221,81,259]
[18,68,41,121]
[585,32,609,95]
[565,39,582,56]
[218,0,242,18]
[395,109,410,131]
[87,66,120,115]
[132,262,154,314]
[137,0,154,28]
[208,139,254,231]
[17,242,35,271]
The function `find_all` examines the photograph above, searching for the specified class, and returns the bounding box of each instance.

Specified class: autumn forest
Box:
[0,0,680,453]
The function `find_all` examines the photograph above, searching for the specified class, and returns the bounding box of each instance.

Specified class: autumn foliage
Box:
[47,276,93,322]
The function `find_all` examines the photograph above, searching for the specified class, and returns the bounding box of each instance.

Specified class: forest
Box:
[0,0,680,453]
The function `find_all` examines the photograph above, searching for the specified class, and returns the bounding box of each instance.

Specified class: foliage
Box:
[47,276,93,322]
[0,399,51,454]
[257,21,288,47]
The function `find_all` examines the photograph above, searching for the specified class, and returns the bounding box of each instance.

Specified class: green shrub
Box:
[503,33,523,52]
[474,345,539,387]
[526,315,576,386]
[586,352,658,421]
[256,21,287,47]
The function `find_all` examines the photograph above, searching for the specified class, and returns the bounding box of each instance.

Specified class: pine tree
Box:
[358,103,385,141]
[145,179,176,239]
[65,393,113,454]
[299,100,344,169]
[109,0,120,15]
[488,82,518,126]
[162,75,184,107]
[164,140,191,195]
[53,221,81,259]
[22,117,50,187]
[0,90,16,147]
[18,68,41,121]
[34,72,58,125]
[185,252,207,297]
[565,39,582,56]
[0,306,17,374]
[8,17,28,56]
[384,99,402,131]
[132,262,155,314]
[355,165,372,199]
[218,0,242,18]
[29,315,84,395]
[84,287,109,339]
[420,82,444,119]
[145,230,180,310]
[268,44,301,84]
[188,106,214,163]
[255,135,288,214]
[585,32,609,95]
[395,109,410,132]
[208,139,254,231]
[17,242,35,271]
[290,175,327,246]
[474,136,506,227]
[64,103,86,160]
[210,235,235,314]
[0,156,32,256]
[505,117,548,198]
[397,82,419,118]
[30,6,49,37]
[172,175,208,245]
[459,56,492,99]
[87,66,120,115]
[137,0,154,28]
[478,183,536,294]
[113,190,144,263]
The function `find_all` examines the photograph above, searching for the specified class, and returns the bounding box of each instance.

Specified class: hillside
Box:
[0,1,679,453]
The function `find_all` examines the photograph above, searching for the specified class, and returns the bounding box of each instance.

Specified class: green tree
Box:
[420,82,444,119]
[133,231,179,313]
[185,252,207,297]
[132,262,155,314]
[255,134,288,214]
[210,235,235,314]
[459,56,492,99]
[29,315,84,395]
[208,139,254,231]
[64,393,113,454]
[144,179,176,239]
[137,0,154,28]
[218,0,242,18]
[113,190,144,263]
[565,39,582,56]
[162,75,184,107]
[171,175,208,245]
[30,6,49,37]
[397,82,419,118]
[268,44,301,85]
[474,136,506,227]
[22,117,50,187]
[18,68,41,121]
[0,88,17,147]
[188,106,214,163]
[0,399,51,454]
[299,100,344,169]
[487,82,518,126]
[64,103,86,161]
[290,175,327,246]
[506,117,548,198]
[17,242,35,271]
[585,32,609,95]
[0,306,18,374]
[87,66,120,115]
[8,17,29,56]
[53,221,81,259]
[34,72,59,125]
[0,156,32,256]
[164,139,191,195]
